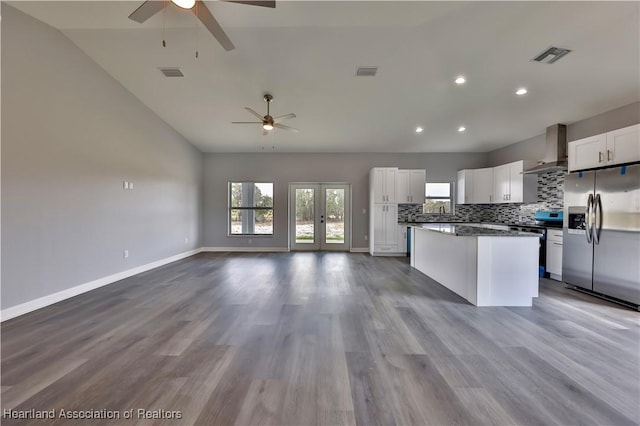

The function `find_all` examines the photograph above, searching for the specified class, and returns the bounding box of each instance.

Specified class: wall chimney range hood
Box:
[523,124,568,174]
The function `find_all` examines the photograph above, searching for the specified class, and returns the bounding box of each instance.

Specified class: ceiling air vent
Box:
[159,67,184,77]
[532,47,572,64]
[356,66,378,77]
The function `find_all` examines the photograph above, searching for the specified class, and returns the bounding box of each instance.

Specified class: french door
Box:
[289,183,351,251]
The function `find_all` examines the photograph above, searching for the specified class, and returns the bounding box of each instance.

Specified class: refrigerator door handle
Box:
[586,193,594,244]
[593,193,603,244]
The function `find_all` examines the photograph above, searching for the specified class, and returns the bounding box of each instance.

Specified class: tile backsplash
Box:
[398,170,565,224]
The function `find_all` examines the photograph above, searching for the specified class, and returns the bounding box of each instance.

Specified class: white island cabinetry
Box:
[410,224,540,306]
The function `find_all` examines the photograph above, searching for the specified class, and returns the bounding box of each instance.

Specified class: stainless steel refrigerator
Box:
[563,164,640,306]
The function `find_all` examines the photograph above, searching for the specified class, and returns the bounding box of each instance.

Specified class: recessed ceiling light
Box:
[415,127,424,133]
[516,88,528,96]
[458,126,466,132]
[455,76,466,85]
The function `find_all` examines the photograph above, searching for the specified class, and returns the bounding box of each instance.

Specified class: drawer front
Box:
[547,229,563,242]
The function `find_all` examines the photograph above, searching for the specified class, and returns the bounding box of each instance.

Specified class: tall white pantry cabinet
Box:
[370,168,401,255]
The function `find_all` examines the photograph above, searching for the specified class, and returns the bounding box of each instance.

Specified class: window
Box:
[423,182,454,214]
[229,182,273,235]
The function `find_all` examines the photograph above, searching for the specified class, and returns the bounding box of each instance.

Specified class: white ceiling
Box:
[10,1,640,153]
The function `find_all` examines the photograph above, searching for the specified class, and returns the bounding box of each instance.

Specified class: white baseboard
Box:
[1,248,202,322]
[200,247,290,252]
[349,248,370,253]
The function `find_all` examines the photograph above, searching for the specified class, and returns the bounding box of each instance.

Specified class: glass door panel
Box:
[295,188,316,244]
[324,188,345,245]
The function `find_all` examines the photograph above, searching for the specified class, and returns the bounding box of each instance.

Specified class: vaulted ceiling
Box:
[10,1,640,153]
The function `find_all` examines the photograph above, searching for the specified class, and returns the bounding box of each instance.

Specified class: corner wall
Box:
[1,5,203,312]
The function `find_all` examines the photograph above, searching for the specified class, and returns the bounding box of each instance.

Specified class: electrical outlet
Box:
[364,235,368,241]
[362,208,366,214]
[123,250,129,259]
[123,181,128,189]
[129,182,134,190]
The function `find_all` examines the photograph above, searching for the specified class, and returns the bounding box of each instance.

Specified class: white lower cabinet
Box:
[370,204,399,255]
[546,229,563,280]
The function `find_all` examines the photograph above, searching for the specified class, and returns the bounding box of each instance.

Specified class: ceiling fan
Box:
[128,0,275,51]
[232,94,299,135]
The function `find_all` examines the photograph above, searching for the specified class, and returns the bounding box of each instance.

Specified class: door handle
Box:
[598,152,604,163]
[585,193,593,243]
[593,194,602,244]
[607,149,612,162]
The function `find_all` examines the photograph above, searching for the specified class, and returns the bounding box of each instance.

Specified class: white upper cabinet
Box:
[473,168,494,204]
[568,124,640,172]
[606,124,640,166]
[568,134,607,171]
[456,170,474,204]
[492,161,536,204]
[493,164,511,202]
[397,169,426,204]
[458,168,494,204]
[371,167,398,203]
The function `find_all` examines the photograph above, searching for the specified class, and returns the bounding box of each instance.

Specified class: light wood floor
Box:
[2,252,639,426]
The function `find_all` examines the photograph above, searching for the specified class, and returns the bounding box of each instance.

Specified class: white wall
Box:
[203,152,488,250]
[1,5,203,311]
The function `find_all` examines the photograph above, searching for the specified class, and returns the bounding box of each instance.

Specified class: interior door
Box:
[290,183,351,251]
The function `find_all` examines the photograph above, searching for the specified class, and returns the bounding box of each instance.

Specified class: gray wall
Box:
[203,152,488,249]
[1,5,203,309]
[487,101,640,166]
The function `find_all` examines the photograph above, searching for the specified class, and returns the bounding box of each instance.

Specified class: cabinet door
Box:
[568,134,606,171]
[546,241,563,276]
[508,161,524,203]
[473,168,493,203]
[384,205,398,249]
[606,124,640,166]
[371,168,386,203]
[457,170,472,204]
[396,170,410,203]
[409,170,426,203]
[493,164,510,203]
[385,169,397,203]
[372,204,386,246]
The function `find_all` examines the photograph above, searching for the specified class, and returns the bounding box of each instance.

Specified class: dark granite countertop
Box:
[411,223,542,237]
[399,220,547,229]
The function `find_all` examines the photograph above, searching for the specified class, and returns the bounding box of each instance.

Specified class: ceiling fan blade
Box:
[193,0,235,51]
[128,0,164,23]
[244,107,265,120]
[274,123,300,132]
[232,122,262,124]
[274,113,296,123]
[224,0,276,8]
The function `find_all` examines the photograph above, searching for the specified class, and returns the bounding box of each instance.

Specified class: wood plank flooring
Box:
[2,252,639,425]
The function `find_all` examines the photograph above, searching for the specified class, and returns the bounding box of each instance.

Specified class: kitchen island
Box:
[410,224,540,306]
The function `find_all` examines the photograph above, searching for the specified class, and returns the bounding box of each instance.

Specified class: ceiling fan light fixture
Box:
[171,0,196,9]
[263,123,274,131]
